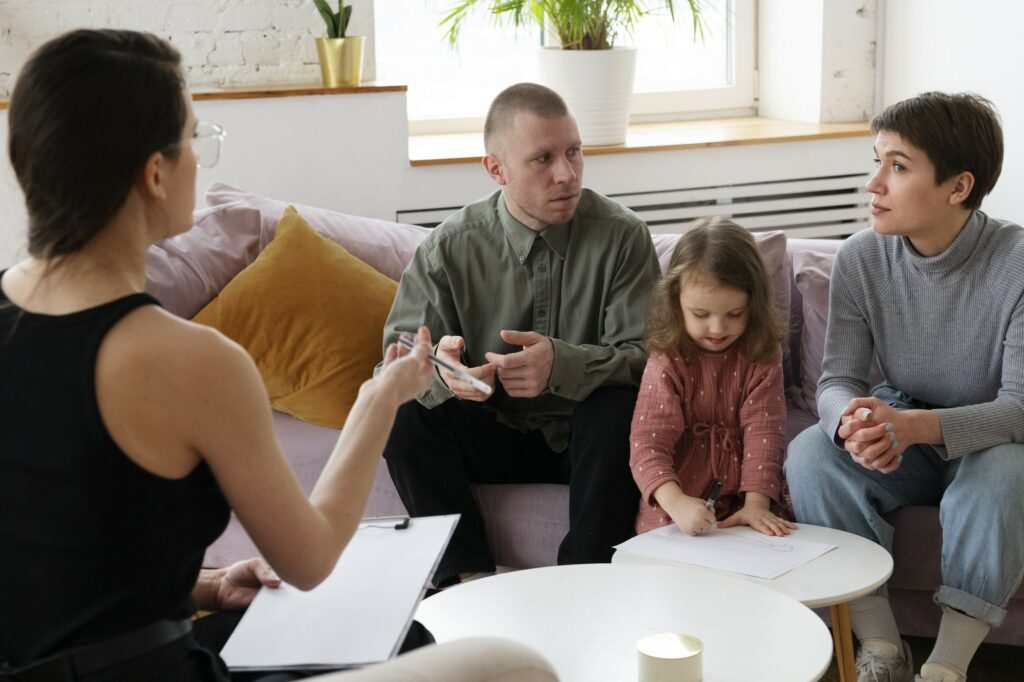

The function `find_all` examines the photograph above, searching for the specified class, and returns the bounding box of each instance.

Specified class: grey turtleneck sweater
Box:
[817,210,1024,458]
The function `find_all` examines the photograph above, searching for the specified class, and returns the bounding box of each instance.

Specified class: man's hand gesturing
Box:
[485,330,554,398]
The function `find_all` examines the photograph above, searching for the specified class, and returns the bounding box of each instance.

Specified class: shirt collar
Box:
[498,193,571,264]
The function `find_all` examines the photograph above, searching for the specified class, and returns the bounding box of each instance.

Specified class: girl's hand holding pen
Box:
[380,326,434,402]
[671,495,717,536]
[654,482,716,536]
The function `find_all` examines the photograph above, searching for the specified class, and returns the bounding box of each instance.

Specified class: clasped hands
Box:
[838,397,910,474]
[435,330,554,400]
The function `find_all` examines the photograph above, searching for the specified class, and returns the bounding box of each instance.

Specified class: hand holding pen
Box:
[652,480,719,536]
[397,333,495,401]
[380,326,434,402]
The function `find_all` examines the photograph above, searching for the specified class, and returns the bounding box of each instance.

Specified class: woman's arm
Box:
[816,255,879,443]
[97,311,433,590]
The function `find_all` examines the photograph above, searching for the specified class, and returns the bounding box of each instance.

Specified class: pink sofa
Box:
[149,186,1023,645]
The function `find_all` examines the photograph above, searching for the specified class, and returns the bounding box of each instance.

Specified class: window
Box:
[374,0,755,133]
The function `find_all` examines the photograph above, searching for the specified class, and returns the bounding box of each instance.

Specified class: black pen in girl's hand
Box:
[704,480,724,511]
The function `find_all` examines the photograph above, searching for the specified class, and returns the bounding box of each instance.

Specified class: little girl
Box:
[630,217,794,537]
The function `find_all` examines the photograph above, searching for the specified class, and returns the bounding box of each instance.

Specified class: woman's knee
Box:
[947,443,1024,498]
[785,425,841,490]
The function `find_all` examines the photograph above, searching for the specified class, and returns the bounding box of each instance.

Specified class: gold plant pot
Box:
[315,36,365,87]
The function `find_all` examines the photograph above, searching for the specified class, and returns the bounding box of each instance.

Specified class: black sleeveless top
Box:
[0,281,230,669]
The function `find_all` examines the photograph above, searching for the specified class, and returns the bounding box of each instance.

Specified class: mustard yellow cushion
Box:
[192,205,397,428]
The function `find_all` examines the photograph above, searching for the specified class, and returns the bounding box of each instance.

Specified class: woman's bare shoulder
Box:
[108,304,252,373]
[95,303,272,477]
[97,304,265,429]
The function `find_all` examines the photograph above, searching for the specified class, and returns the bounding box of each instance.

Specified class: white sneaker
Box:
[916,661,966,682]
[856,639,914,682]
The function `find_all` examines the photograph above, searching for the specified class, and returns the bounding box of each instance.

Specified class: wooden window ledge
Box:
[408,117,873,167]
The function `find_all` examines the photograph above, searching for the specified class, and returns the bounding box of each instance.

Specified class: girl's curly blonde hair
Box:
[646,217,784,363]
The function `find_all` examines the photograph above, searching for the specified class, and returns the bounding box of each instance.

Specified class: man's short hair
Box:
[484,82,570,155]
[871,92,1003,210]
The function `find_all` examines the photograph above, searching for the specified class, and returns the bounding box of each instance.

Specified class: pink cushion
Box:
[145,202,266,318]
[790,250,883,416]
[204,182,430,281]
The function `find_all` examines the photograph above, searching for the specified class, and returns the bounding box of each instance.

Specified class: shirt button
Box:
[538,264,547,273]
[519,255,526,263]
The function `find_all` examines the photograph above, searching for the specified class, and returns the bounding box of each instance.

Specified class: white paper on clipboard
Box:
[222,513,458,671]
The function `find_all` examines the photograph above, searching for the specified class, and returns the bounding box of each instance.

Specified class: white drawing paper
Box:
[613,524,836,580]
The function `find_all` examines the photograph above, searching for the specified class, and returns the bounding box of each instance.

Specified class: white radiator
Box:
[397,172,871,239]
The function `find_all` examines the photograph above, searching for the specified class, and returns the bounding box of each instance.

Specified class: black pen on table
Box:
[397,335,493,396]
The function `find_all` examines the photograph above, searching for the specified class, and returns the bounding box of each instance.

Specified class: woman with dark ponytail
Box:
[0,29,436,680]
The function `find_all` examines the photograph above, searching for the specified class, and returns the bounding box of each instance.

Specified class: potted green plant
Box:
[313,0,365,87]
[440,1,707,145]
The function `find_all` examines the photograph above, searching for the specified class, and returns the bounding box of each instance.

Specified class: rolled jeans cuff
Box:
[935,585,1008,628]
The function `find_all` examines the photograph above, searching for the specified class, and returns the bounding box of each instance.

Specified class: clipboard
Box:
[221,513,459,671]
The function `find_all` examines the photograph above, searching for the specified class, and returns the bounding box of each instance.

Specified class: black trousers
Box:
[383,386,640,585]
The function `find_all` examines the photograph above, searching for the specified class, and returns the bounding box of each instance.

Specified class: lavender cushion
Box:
[204,182,430,281]
[145,202,265,318]
[791,250,883,416]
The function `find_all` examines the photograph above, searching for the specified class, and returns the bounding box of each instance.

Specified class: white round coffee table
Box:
[613,523,893,682]
[415,563,833,682]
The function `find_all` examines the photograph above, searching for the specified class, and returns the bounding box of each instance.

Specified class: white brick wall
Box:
[0,0,376,96]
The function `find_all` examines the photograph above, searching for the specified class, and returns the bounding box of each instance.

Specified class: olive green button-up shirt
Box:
[382,188,660,452]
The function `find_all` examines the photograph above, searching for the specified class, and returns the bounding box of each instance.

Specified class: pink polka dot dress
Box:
[630,344,788,533]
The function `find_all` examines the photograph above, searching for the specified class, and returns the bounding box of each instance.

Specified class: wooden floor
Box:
[818,635,1024,681]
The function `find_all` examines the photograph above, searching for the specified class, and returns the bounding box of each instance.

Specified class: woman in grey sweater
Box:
[786,92,1024,682]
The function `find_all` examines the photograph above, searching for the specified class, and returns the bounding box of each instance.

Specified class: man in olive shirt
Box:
[382,83,660,588]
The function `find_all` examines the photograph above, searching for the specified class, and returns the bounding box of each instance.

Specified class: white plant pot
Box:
[537,46,637,146]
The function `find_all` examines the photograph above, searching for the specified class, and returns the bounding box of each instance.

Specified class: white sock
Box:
[923,607,990,680]
[849,595,902,652]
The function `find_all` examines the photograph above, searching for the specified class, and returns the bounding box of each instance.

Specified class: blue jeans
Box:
[785,386,1024,627]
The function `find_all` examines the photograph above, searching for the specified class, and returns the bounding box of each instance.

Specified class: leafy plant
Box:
[314,0,353,39]
[440,0,707,50]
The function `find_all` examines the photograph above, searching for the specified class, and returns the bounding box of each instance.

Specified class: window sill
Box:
[0,81,408,110]
[408,116,873,167]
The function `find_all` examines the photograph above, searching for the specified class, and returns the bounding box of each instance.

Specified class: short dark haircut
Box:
[646,217,784,364]
[483,82,570,155]
[7,29,187,260]
[871,92,1003,210]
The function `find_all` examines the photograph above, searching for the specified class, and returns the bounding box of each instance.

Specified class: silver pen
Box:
[397,336,494,396]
